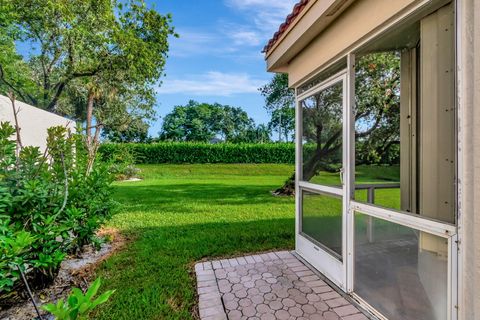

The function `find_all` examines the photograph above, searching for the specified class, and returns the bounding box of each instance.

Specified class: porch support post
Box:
[295,88,302,252]
[457,0,480,318]
[345,53,355,293]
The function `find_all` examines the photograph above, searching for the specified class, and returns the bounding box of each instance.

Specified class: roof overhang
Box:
[264,0,355,74]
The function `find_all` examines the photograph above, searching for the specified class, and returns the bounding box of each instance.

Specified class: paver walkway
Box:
[195,251,369,320]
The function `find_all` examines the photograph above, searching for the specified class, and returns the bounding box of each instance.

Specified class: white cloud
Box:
[171,28,259,58]
[167,1,298,59]
[226,0,294,12]
[170,0,297,58]
[157,72,267,96]
[225,0,298,33]
[229,30,262,46]
[170,30,221,57]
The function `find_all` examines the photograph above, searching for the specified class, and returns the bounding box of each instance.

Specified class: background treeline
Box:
[105,100,295,144]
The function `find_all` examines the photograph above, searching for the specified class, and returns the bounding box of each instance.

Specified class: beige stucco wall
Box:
[458,0,480,318]
[0,95,76,152]
[287,0,419,87]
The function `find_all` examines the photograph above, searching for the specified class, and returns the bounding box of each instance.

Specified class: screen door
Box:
[295,72,348,289]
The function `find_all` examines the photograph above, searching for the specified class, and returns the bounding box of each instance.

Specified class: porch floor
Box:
[195,251,369,320]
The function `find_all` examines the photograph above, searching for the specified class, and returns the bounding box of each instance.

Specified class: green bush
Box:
[0,217,35,290]
[0,122,116,295]
[99,142,296,164]
[105,143,141,180]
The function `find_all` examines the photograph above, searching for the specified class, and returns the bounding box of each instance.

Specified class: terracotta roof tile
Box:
[262,0,310,54]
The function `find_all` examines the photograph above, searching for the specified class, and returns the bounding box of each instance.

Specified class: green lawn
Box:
[93,163,400,319]
[94,164,296,320]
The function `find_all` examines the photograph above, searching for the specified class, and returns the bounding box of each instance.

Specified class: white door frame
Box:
[295,71,348,290]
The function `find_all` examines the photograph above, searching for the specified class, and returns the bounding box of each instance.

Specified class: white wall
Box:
[0,95,76,152]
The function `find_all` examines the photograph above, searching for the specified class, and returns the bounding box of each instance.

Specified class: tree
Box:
[159,101,261,143]
[260,73,295,142]
[242,124,271,144]
[268,106,295,142]
[102,117,150,143]
[7,0,175,110]
[260,73,295,112]
[268,52,401,195]
[61,78,155,144]
[0,7,39,102]
[354,53,401,165]
[160,101,220,142]
[228,124,272,144]
[1,0,176,170]
[255,124,272,143]
[218,106,256,142]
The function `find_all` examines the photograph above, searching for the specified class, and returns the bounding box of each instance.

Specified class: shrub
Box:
[104,143,141,180]
[99,142,296,164]
[0,122,116,294]
[0,218,35,290]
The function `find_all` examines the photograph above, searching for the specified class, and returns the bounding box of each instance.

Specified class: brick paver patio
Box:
[195,251,369,320]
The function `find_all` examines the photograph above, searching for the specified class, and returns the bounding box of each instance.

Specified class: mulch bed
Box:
[0,228,125,320]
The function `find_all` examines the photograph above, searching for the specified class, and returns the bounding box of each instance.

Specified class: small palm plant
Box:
[42,278,114,320]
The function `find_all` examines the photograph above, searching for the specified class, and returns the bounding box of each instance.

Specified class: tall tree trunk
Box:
[8,92,23,158]
[273,150,322,196]
[86,89,94,144]
[273,172,296,196]
[85,89,96,174]
[274,146,338,196]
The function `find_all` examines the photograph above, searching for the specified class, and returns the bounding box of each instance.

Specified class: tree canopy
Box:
[268,106,295,142]
[267,52,401,195]
[0,6,39,103]
[260,73,295,112]
[0,0,177,147]
[102,117,150,143]
[260,73,295,142]
[354,53,401,165]
[159,101,271,143]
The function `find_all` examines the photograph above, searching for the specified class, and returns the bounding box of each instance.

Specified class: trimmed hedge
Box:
[99,142,296,164]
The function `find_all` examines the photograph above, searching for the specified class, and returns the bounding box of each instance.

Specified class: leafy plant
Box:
[0,122,116,294]
[42,278,114,320]
[0,217,35,290]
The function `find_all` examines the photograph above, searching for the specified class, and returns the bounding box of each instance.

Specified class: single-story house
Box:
[0,94,76,152]
[264,0,479,319]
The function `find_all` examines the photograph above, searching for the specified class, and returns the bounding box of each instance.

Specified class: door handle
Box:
[340,167,344,185]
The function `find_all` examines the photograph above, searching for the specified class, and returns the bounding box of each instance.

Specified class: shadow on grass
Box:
[113,183,292,210]
[94,218,295,320]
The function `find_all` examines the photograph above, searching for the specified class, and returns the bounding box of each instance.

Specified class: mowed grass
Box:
[93,163,400,319]
[93,164,296,320]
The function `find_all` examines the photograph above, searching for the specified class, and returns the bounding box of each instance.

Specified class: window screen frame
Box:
[292,1,460,319]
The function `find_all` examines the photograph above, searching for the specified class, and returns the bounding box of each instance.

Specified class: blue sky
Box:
[148,0,298,136]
